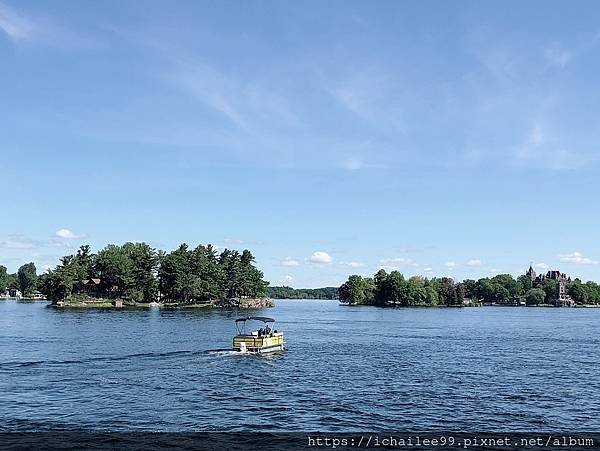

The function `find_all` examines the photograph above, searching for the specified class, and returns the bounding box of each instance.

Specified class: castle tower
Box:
[526,265,536,284]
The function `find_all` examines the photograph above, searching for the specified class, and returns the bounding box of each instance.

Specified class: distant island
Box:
[267,286,338,300]
[338,265,600,307]
[4,243,272,309]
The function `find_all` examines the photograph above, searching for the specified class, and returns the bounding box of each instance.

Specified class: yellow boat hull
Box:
[232,332,285,353]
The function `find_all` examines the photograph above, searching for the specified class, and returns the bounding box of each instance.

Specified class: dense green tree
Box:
[338,268,600,308]
[123,242,159,302]
[491,274,521,297]
[373,269,389,306]
[0,265,8,293]
[6,273,18,290]
[541,279,558,303]
[17,262,37,297]
[525,288,545,305]
[95,245,133,298]
[267,286,339,299]
[517,274,532,293]
[568,280,587,304]
[39,242,269,304]
[583,281,600,304]
[338,275,374,305]
[463,279,478,299]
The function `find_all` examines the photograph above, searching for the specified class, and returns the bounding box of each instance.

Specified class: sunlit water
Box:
[1,299,599,431]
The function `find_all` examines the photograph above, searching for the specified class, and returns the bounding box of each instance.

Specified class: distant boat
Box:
[232,316,285,354]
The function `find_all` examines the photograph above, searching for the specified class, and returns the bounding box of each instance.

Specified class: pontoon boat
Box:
[232,316,285,354]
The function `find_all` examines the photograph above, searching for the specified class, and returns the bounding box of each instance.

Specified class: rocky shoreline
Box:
[51,295,274,309]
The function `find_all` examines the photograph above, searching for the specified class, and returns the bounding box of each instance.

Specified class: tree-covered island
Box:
[25,243,271,308]
[338,267,600,307]
[267,286,339,300]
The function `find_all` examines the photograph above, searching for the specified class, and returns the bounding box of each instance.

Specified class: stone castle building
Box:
[526,266,575,307]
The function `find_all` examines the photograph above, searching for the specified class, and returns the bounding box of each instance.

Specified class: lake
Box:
[1,299,599,431]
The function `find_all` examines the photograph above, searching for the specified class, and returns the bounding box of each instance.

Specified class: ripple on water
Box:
[1,301,600,431]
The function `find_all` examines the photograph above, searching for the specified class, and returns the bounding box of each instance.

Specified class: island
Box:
[267,286,338,300]
[338,266,600,307]
[17,243,273,309]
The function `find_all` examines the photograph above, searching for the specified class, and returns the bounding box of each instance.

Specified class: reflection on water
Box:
[1,299,600,431]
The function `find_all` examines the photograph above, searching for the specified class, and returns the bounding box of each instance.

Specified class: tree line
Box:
[36,243,268,304]
[267,286,339,300]
[338,269,600,306]
[0,263,38,297]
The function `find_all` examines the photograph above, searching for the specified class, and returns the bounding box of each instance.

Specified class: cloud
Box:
[534,262,549,270]
[326,68,405,133]
[0,2,96,49]
[309,251,333,264]
[223,237,244,245]
[340,261,364,268]
[341,158,388,171]
[378,257,417,271]
[0,235,40,249]
[0,2,35,42]
[55,228,85,239]
[545,45,572,68]
[169,56,300,134]
[445,261,457,269]
[559,252,598,265]
[47,239,71,248]
[282,257,300,267]
[467,259,482,267]
[281,275,293,284]
[423,266,433,272]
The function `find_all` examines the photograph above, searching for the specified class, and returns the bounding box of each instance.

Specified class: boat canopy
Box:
[235,316,275,323]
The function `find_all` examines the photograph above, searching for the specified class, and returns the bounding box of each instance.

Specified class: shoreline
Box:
[47,296,274,310]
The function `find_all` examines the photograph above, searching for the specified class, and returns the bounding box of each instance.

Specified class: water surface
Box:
[1,299,599,431]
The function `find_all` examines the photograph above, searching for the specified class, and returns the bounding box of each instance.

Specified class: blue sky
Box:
[1,0,599,287]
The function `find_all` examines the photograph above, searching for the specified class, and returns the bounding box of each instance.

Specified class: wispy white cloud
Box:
[282,257,300,267]
[281,275,293,284]
[0,2,98,49]
[545,44,572,68]
[559,252,598,265]
[326,68,405,133]
[309,251,333,264]
[0,1,35,41]
[55,228,85,239]
[445,261,457,269]
[467,259,482,267]
[223,237,245,245]
[534,262,549,270]
[0,235,40,249]
[340,261,364,268]
[47,239,71,248]
[169,55,301,134]
[378,257,418,271]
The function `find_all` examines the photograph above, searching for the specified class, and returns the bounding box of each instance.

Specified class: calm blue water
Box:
[1,299,599,431]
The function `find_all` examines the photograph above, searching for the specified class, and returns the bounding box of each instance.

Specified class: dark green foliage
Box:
[0,265,8,293]
[267,286,339,299]
[525,288,545,305]
[339,271,458,307]
[568,279,600,305]
[541,279,558,303]
[338,275,374,305]
[17,263,37,297]
[38,243,268,304]
[339,269,600,307]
